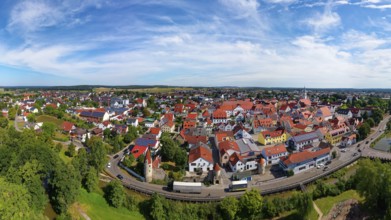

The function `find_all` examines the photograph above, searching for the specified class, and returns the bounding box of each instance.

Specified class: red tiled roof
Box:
[263,144,287,157]
[183,121,196,129]
[186,112,198,120]
[150,127,161,135]
[215,131,234,143]
[163,113,174,121]
[145,148,152,164]
[62,121,74,132]
[282,147,330,166]
[260,130,284,138]
[218,140,240,153]
[229,152,243,166]
[213,109,227,118]
[131,145,148,159]
[189,145,213,163]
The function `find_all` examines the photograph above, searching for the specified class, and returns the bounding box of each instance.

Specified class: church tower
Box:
[304,86,307,100]
[144,148,153,183]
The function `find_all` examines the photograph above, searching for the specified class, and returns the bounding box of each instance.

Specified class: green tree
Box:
[84,167,98,193]
[295,192,314,220]
[27,113,36,123]
[219,196,239,220]
[239,189,263,220]
[104,180,126,208]
[67,143,76,157]
[160,137,178,162]
[72,148,89,183]
[0,178,41,219]
[8,107,16,120]
[0,116,8,128]
[49,162,81,214]
[123,126,138,144]
[150,193,166,220]
[355,159,391,216]
[87,137,107,172]
[42,122,57,138]
[12,160,48,212]
[358,123,370,140]
[174,148,187,169]
[367,118,375,127]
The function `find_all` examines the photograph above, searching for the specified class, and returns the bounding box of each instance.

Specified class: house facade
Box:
[280,148,331,174]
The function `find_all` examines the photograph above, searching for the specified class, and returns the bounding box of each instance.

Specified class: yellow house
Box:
[258,130,287,145]
[325,127,347,146]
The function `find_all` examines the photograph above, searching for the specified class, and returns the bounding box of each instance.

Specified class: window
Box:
[191,163,196,166]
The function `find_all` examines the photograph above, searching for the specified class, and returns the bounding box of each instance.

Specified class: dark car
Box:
[358,149,362,152]
[325,161,331,165]
[323,166,329,171]
[113,154,119,159]
[365,141,369,144]
[117,174,124,180]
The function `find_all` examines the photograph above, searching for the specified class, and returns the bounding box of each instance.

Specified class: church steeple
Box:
[304,86,307,100]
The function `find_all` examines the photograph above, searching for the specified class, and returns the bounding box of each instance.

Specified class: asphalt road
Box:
[105,116,391,201]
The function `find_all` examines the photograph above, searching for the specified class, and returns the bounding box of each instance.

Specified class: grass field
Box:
[36,115,64,128]
[58,144,72,164]
[73,189,145,220]
[54,132,69,142]
[314,190,363,216]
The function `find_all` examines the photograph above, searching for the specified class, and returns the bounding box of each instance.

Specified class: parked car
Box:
[317,164,324,169]
[117,174,124,180]
[107,162,111,168]
[358,149,362,152]
[353,153,358,157]
[323,166,329,171]
[341,149,346,153]
[113,154,119,159]
[325,161,331,165]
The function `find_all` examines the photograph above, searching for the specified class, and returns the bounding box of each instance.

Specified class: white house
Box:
[261,144,289,165]
[188,144,214,173]
[229,153,258,172]
[280,147,331,174]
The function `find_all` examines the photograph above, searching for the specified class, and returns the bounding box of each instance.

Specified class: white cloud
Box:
[341,30,387,50]
[219,0,260,19]
[7,0,104,34]
[304,3,341,33]
[264,0,297,4]
[7,1,62,32]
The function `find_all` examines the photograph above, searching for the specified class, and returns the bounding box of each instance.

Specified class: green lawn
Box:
[58,145,72,164]
[75,189,144,220]
[54,131,69,142]
[17,121,25,130]
[314,190,363,216]
[8,120,14,128]
[36,115,64,128]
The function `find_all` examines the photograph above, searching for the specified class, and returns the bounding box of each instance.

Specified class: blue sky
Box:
[0,0,391,88]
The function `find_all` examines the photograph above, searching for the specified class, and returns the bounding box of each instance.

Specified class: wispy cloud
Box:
[304,1,341,33]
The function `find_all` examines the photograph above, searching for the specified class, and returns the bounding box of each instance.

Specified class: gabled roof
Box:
[131,145,148,159]
[282,147,330,166]
[62,121,74,132]
[263,144,287,157]
[218,140,240,153]
[189,144,213,164]
[150,127,161,135]
[292,131,319,143]
[261,130,284,138]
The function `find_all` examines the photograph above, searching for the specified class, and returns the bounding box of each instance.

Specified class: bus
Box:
[229,180,248,192]
[172,181,202,194]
